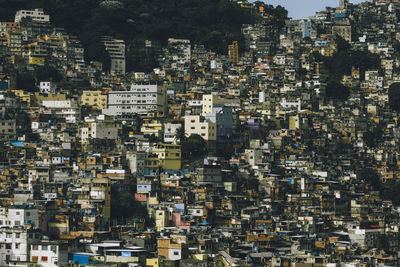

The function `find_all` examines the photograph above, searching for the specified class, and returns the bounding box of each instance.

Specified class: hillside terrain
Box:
[0,0,287,71]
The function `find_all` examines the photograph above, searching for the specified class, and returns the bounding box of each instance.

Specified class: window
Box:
[173,251,179,256]
[5,244,11,249]
[15,243,19,249]
[15,233,20,238]
[42,245,48,251]
[41,256,48,262]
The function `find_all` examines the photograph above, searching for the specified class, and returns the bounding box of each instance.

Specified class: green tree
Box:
[321,36,380,80]
[16,72,38,92]
[85,40,111,72]
[181,134,207,159]
[111,191,147,221]
[357,168,381,191]
[325,79,350,101]
[335,35,351,52]
[216,144,235,159]
[389,83,400,111]
[363,124,383,148]
[35,65,62,82]
[175,127,185,144]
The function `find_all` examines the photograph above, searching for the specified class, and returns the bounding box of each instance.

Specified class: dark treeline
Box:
[0,0,287,72]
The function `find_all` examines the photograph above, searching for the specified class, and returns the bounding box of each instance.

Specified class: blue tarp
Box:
[72,254,89,265]
[11,141,24,147]
[121,251,131,257]
[334,12,346,18]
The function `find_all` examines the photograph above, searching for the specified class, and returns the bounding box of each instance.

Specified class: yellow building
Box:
[146,258,159,267]
[155,210,169,232]
[141,119,163,137]
[152,143,181,170]
[28,56,45,65]
[228,41,239,65]
[201,94,223,116]
[289,115,300,130]
[81,178,111,223]
[31,92,66,107]
[80,90,108,110]
[332,24,352,42]
[44,34,63,41]
[11,90,31,106]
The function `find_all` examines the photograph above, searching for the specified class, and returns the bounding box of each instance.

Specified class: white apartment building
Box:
[164,123,181,143]
[41,100,79,123]
[0,207,39,228]
[30,241,69,266]
[184,115,216,141]
[103,84,167,116]
[102,36,126,74]
[280,98,301,112]
[81,121,120,143]
[15,9,50,23]
[39,81,55,94]
[126,151,145,176]
[0,228,40,265]
[202,94,223,116]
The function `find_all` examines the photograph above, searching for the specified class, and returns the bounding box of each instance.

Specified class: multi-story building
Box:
[41,100,79,123]
[184,115,216,141]
[157,238,188,261]
[228,41,239,64]
[0,228,40,265]
[126,151,146,176]
[0,207,40,228]
[202,94,223,116]
[151,143,181,170]
[0,119,16,141]
[7,30,23,55]
[14,9,50,23]
[164,123,182,143]
[39,81,56,94]
[102,36,126,74]
[103,84,167,116]
[80,117,120,143]
[332,20,352,42]
[205,105,233,144]
[80,90,108,110]
[30,240,69,266]
[167,38,191,71]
